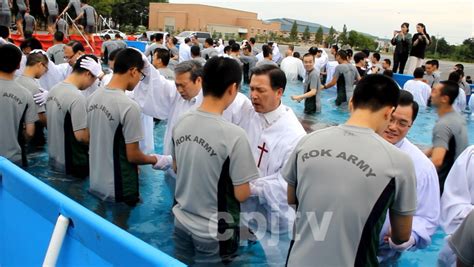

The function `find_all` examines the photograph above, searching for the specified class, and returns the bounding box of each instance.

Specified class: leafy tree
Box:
[339,24,348,45]
[326,26,336,45]
[290,20,298,42]
[302,26,310,42]
[315,26,324,44]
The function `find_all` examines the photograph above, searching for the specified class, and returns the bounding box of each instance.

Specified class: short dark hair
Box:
[54,31,64,42]
[113,48,144,74]
[228,39,236,46]
[397,90,419,122]
[354,52,365,64]
[72,54,99,74]
[0,44,22,73]
[383,58,391,66]
[439,80,460,105]
[362,49,370,58]
[66,40,85,53]
[231,43,240,52]
[204,38,213,46]
[455,63,464,71]
[171,37,178,45]
[103,34,111,40]
[26,51,49,67]
[184,37,191,44]
[448,71,461,83]
[20,38,43,51]
[150,34,156,42]
[114,33,122,39]
[431,59,439,69]
[351,74,400,112]
[202,56,242,98]
[346,49,353,58]
[413,67,424,78]
[372,52,381,61]
[243,43,252,52]
[308,46,318,55]
[455,69,464,78]
[153,48,170,66]
[262,44,272,57]
[0,25,9,39]
[155,33,164,42]
[250,64,286,93]
[302,53,314,60]
[174,60,203,82]
[383,69,394,78]
[249,37,256,44]
[223,45,231,53]
[108,48,124,62]
[190,45,200,57]
[293,51,301,58]
[336,50,348,60]
[331,45,339,52]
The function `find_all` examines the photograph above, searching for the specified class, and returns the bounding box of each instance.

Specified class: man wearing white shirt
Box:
[378,90,440,263]
[178,37,192,63]
[279,45,305,82]
[403,67,431,107]
[309,47,328,73]
[438,145,474,267]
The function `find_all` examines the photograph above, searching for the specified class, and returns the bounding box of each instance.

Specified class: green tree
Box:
[326,26,336,45]
[290,20,298,42]
[302,26,310,42]
[315,26,324,44]
[347,30,359,47]
[339,24,348,45]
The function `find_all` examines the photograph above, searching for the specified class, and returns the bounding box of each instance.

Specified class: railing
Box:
[0,157,184,266]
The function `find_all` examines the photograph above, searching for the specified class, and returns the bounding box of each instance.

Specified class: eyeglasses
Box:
[389,117,412,128]
[41,62,49,72]
[139,70,146,81]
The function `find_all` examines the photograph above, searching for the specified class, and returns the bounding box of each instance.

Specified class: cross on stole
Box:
[257,142,268,168]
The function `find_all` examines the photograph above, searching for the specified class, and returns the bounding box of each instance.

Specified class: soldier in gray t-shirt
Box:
[47,43,66,64]
[0,0,11,27]
[171,57,259,264]
[0,45,37,166]
[282,75,417,266]
[428,81,469,194]
[56,18,68,36]
[23,13,36,34]
[449,210,474,266]
[291,54,321,114]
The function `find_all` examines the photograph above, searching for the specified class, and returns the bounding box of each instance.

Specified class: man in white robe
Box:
[279,45,305,82]
[178,38,192,63]
[378,90,440,263]
[238,64,306,264]
[438,145,474,267]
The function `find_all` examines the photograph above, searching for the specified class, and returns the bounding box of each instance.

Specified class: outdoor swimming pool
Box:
[23,81,473,266]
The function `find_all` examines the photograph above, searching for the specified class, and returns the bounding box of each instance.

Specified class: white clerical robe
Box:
[240,103,306,234]
[438,145,474,267]
[280,56,305,82]
[178,43,191,63]
[325,61,339,90]
[377,138,440,262]
[314,49,329,72]
[453,88,466,113]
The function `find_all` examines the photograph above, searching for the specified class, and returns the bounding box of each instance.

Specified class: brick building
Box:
[148,3,280,39]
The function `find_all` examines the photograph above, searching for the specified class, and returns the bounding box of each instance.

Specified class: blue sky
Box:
[170,0,473,44]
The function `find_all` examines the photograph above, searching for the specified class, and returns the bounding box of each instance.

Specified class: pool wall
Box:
[0,157,184,267]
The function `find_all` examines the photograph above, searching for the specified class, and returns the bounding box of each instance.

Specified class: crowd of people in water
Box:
[0,12,473,267]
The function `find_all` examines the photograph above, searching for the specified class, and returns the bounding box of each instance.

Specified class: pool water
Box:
[24,82,473,266]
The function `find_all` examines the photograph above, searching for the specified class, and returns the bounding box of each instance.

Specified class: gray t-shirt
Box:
[0,79,37,165]
[171,110,260,239]
[449,211,474,266]
[168,58,178,71]
[256,58,278,68]
[115,40,127,49]
[303,68,321,114]
[432,111,468,192]
[169,46,179,58]
[423,72,440,88]
[87,88,143,203]
[158,67,175,80]
[16,75,45,113]
[81,5,95,26]
[56,18,67,35]
[16,0,27,12]
[282,124,417,267]
[68,0,81,16]
[145,43,167,57]
[47,43,66,64]
[101,40,119,56]
[0,0,9,14]
[45,0,58,16]
[200,47,218,60]
[192,57,206,66]
[46,82,88,175]
[23,14,36,33]
[333,63,360,105]
[239,54,258,83]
